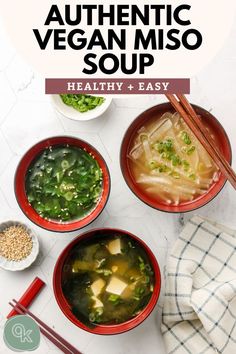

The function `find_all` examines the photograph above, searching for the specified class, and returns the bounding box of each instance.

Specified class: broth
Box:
[128,112,219,205]
[61,233,155,326]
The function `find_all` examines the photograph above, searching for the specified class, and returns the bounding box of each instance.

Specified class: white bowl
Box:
[0,221,39,271]
[51,94,112,121]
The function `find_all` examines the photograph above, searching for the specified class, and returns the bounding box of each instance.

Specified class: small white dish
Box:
[0,221,39,271]
[51,94,112,121]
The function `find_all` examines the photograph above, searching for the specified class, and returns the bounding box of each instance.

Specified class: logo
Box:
[3,315,40,352]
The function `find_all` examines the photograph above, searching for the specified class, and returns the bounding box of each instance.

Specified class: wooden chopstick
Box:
[177,95,229,159]
[9,301,82,354]
[178,94,236,189]
[176,94,236,179]
[167,93,236,189]
[12,300,82,354]
[165,94,236,190]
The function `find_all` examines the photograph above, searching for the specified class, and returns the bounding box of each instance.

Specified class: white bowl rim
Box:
[51,94,112,121]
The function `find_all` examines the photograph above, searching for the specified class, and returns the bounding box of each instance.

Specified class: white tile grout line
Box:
[0,127,17,156]
[17,73,35,93]
[97,133,114,162]
[1,70,18,101]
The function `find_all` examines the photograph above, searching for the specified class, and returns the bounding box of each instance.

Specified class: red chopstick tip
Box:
[7,277,45,319]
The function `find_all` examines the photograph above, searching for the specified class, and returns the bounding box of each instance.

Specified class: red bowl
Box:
[120,103,232,213]
[14,136,110,232]
[53,228,161,335]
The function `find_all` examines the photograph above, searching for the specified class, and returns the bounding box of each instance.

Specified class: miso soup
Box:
[128,112,219,205]
[62,233,155,326]
[25,145,103,222]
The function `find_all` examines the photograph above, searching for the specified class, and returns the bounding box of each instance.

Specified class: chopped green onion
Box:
[108,294,120,303]
[61,160,70,170]
[171,171,180,179]
[148,160,158,170]
[180,131,192,145]
[60,94,105,113]
[187,146,196,155]
[96,269,112,276]
[183,160,190,172]
[158,164,170,173]
[188,173,196,181]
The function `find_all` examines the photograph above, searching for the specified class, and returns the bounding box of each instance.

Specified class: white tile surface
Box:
[0,22,15,71]
[0,155,22,210]
[5,55,34,95]
[0,130,13,174]
[0,72,16,124]
[0,17,236,354]
[1,101,64,155]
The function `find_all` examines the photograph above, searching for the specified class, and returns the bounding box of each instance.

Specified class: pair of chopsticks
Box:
[165,94,236,190]
[9,300,82,354]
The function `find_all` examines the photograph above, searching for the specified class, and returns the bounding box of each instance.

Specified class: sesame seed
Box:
[0,226,33,261]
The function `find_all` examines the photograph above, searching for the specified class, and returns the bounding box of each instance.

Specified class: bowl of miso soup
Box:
[14,136,110,232]
[120,103,232,213]
[53,229,161,334]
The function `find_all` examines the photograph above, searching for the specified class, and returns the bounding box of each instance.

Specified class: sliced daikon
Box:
[151,152,192,180]
[172,113,181,129]
[188,149,199,171]
[146,187,172,204]
[130,118,172,159]
[149,119,172,143]
[142,138,152,160]
[181,120,212,168]
[130,144,143,160]
[137,174,173,186]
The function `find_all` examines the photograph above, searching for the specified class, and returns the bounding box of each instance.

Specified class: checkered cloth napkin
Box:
[161,216,236,354]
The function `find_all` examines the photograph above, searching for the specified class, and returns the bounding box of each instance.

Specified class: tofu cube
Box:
[91,296,104,308]
[106,276,127,296]
[107,239,121,255]
[91,278,105,296]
